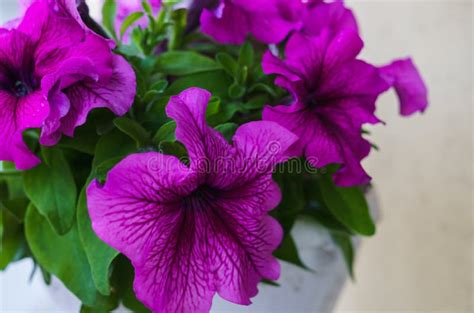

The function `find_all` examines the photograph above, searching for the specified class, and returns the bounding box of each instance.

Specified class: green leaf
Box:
[150,79,168,93]
[155,51,219,76]
[261,279,280,287]
[102,0,117,39]
[114,117,152,148]
[120,12,145,39]
[94,157,124,184]
[317,175,376,236]
[216,53,238,77]
[206,102,239,126]
[113,256,150,312]
[0,180,7,199]
[303,179,353,235]
[228,83,246,99]
[215,123,238,142]
[165,70,232,99]
[93,128,137,169]
[305,208,353,235]
[142,96,170,130]
[143,90,161,103]
[152,121,176,144]
[58,123,100,155]
[1,198,29,222]
[0,170,21,177]
[23,148,77,235]
[77,188,119,296]
[331,232,355,279]
[236,65,248,85]
[248,83,278,99]
[238,42,254,69]
[158,142,188,159]
[272,170,306,234]
[0,209,24,270]
[141,0,153,16]
[273,234,308,270]
[25,204,100,305]
[168,9,187,50]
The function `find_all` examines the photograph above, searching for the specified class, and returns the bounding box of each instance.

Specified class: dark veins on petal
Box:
[0,39,38,98]
[182,184,220,212]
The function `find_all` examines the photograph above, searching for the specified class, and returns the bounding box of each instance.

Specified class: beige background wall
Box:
[337,1,473,312]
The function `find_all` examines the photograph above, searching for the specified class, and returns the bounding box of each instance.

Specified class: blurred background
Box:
[0,0,472,312]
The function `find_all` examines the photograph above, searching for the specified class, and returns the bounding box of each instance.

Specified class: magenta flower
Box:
[200,0,300,44]
[87,87,297,313]
[0,0,135,169]
[262,30,389,186]
[300,1,428,116]
[301,1,358,37]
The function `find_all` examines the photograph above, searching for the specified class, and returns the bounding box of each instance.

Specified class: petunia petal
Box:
[249,11,296,44]
[0,91,49,170]
[18,0,87,75]
[87,149,284,313]
[262,51,302,82]
[302,1,358,37]
[233,121,298,165]
[55,54,135,141]
[200,1,251,45]
[87,152,197,266]
[166,87,234,182]
[379,58,428,116]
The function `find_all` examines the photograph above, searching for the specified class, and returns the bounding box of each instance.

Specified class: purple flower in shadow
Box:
[0,0,135,169]
[87,87,297,313]
[301,1,359,37]
[200,0,301,44]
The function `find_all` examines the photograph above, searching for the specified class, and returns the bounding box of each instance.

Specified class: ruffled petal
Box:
[249,11,296,44]
[380,58,428,116]
[39,85,71,146]
[318,59,390,125]
[51,55,135,142]
[201,0,296,44]
[262,51,302,82]
[233,121,297,166]
[306,107,372,186]
[302,1,358,37]
[166,87,234,182]
[200,1,251,45]
[0,91,49,169]
[18,1,87,75]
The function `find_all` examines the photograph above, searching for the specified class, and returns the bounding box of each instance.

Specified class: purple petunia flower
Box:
[87,87,297,313]
[200,0,301,44]
[0,0,135,169]
[300,1,428,116]
[261,2,428,186]
[262,30,389,186]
